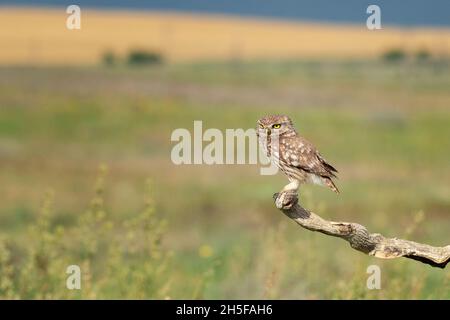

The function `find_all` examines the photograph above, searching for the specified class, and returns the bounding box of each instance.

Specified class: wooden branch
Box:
[273,191,450,268]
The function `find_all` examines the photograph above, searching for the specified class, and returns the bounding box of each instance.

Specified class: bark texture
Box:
[274,191,450,268]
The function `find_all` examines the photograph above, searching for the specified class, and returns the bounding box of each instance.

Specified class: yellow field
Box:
[1,7,450,64]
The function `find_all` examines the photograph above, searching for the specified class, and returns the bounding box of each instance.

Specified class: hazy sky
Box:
[2,0,450,27]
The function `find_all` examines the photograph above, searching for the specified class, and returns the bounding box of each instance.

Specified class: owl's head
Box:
[257,115,296,137]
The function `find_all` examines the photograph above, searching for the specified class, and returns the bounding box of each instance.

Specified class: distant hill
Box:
[3,0,450,27]
[1,7,450,65]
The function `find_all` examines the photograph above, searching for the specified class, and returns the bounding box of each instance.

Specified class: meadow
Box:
[0,59,449,299]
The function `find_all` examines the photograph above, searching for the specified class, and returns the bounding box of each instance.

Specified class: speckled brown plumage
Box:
[257,114,339,194]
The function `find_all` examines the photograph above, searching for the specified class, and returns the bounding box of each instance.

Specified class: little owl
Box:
[257,115,339,195]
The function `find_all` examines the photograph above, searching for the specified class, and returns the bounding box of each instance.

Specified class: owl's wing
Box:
[285,137,338,178]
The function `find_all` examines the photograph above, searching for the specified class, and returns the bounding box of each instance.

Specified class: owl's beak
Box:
[266,128,271,136]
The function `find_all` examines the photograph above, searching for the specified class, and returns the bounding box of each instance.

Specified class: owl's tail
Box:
[323,177,340,194]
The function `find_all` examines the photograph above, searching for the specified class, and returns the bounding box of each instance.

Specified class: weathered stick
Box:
[273,191,450,268]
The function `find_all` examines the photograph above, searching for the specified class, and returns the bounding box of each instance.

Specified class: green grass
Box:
[0,60,449,299]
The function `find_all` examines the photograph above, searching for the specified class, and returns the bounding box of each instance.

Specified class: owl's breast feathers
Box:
[279,136,340,193]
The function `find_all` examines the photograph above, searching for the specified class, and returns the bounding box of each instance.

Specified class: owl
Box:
[257,115,339,194]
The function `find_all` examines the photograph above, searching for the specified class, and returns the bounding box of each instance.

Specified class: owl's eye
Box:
[258,123,264,129]
[272,124,281,129]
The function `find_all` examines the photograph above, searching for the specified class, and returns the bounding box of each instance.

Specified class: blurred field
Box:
[0,59,449,299]
[2,7,450,64]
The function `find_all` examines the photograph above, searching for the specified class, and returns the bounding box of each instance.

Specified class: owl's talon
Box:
[274,191,298,210]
